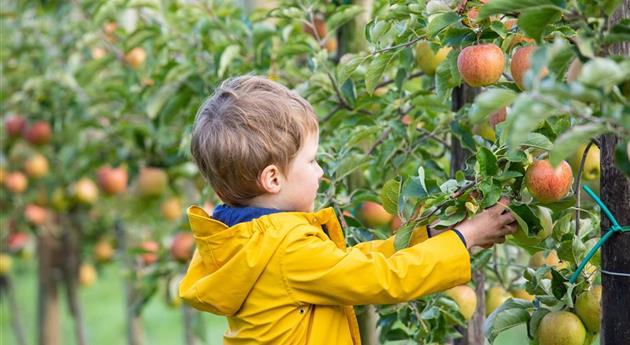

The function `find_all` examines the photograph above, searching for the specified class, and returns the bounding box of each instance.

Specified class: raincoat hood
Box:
[179,204,296,315]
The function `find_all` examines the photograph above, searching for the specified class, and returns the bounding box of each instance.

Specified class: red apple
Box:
[5,172,28,193]
[139,241,159,265]
[97,166,128,195]
[4,115,26,138]
[7,232,29,252]
[510,45,548,90]
[24,204,50,225]
[23,121,52,146]
[457,44,505,87]
[525,160,573,203]
[137,167,168,197]
[170,232,195,262]
[359,201,393,228]
[488,107,507,128]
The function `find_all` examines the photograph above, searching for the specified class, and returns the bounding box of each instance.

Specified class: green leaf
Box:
[477,147,498,176]
[427,12,460,37]
[146,83,180,119]
[327,5,364,33]
[478,0,564,20]
[505,94,554,149]
[511,204,542,237]
[549,124,609,166]
[550,269,568,300]
[218,45,240,78]
[469,89,517,124]
[380,178,402,215]
[518,8,561,42]
[578,57,626,90]
[335,155,371,180]
[522,132,553,151]
[337,55,367,85]
[483,299,532,344]
[365,52,398,94]
[528,308,550,338]
[394,222,416,251]
[602,0,624,15]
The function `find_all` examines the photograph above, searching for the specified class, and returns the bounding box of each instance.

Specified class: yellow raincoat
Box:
[179,206,471,345]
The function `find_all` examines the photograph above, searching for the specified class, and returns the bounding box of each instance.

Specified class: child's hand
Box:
[456,197,516,249]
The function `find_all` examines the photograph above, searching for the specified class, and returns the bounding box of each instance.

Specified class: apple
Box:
[537,311,586,345]
[24,204,50,225]
[161,198,182,221]
[5,172,28,193]
[78,263,97,287]
[91,47,107,60]
[124,47,146,69]
[23,121,52,146]
[23,153,49,179]
[0,167,5,185]
[445,285,477,320]
[457,44,505,87]
[486,286,511,316]
[170,232,195,263]
[4,115,26,138]
[139,241,160,265]
[325,37,337,54]
[570,144,600,181]
[72,177,99,205]
[575,285,601,333]
[525,160,573,203]
[390,215,402,232]
[0,254,13,275]
[97,166,128,195]
[415,41,452,76]
[510,45,548,90]
[94,239,115,263]
[510,288,535,302]
[137,167,168,197]
[359,201,393,228]
[7,232,29,252]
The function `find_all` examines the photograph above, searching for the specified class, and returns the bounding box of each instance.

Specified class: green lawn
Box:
[0,262,589,345]
[1,262,227,345]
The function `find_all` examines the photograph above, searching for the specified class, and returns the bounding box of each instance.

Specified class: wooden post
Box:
[451,85,485,345]
[600,2,630,344]
[38,223,62,345]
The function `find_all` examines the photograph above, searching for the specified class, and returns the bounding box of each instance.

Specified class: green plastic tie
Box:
[569,185,629,284]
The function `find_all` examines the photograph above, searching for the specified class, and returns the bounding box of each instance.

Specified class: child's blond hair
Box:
[191,75,319,206]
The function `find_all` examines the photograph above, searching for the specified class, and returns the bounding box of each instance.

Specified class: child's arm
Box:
[350,197,515,256]
[280,199,515,306]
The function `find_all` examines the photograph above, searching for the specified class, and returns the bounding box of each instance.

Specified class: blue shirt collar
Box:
[212,204,281,227]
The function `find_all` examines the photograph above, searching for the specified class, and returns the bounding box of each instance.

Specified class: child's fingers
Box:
[499,212,515,225]
[490,197,510,214]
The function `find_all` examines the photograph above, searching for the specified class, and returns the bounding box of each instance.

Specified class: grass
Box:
[1,262,594,345]
[1,261,227,345]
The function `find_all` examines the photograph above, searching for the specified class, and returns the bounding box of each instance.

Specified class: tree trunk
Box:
[600,3,630,344]
[115,220,145,345]
[451,85,485,345]
[62,214,86,345]
[38,223,63,345]
[339,0,373,55]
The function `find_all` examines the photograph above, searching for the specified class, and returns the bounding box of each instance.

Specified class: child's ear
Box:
[258,164,282,194]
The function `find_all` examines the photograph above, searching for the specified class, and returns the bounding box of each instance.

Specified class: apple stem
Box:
[574,139,599,236]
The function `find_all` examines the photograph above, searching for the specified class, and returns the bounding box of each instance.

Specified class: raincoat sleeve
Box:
[281,225,471,306]
[351,226,429,258]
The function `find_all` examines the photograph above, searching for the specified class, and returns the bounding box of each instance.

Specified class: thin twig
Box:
[372,36,425,55]
[375,71,424,89]
[367,127,393,155]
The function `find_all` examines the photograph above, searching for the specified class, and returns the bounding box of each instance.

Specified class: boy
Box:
[179,76,517,344]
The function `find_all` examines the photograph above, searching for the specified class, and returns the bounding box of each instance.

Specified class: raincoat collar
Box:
[212,204,281,227]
